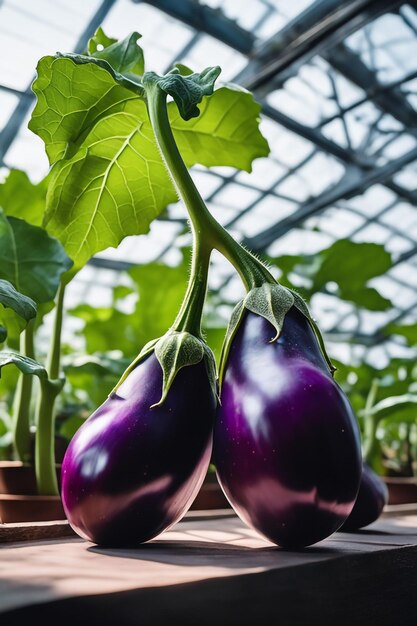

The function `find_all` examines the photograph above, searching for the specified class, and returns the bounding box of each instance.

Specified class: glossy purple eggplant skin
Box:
[61,354,214,546]
[339,463,388,531]
[214,307,362,548]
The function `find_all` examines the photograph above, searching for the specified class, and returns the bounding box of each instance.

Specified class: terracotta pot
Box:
[384,476,417,505]
[0,461,65,524]
[0,494,65,523]
[190,472,230,510]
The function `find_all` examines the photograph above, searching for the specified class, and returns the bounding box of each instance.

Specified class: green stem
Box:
[12,319,35,463]
[144,82,275,291]
[47,282,65,380]
[363,379,380,464]
[172,240,211,336]
[35,282,66,495]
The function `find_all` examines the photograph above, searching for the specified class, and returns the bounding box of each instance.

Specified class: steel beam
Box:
[235,0,403,94]
[325,43,417,132]
[243,145,417,251]
[141,0,254,55]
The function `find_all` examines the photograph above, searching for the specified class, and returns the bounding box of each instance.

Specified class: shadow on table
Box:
[88,533,345,569]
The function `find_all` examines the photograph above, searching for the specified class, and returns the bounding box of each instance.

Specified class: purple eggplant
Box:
[214,307,362,548]
[61,350,215,546]
[339,463,388,531]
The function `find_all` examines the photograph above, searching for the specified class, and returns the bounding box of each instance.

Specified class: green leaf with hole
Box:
[87,27,117,54]
[89,30,144,79]
[0,211,73,303]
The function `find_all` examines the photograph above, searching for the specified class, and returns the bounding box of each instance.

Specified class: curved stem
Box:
[12,319,35,462]
[172,237,211,336]
[145,83,274,291]
[35,282,66,495]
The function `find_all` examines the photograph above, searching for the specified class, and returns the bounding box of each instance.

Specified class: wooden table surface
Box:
[1,509,417,626]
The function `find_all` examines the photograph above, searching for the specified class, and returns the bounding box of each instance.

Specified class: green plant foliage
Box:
[87,26,117,54]
[0,279,37,321]
[0,408,12,457]
[385,322,417,346]
[271,240,392,311]
[68,256,191,357]
[0,279,37,345]
[89,31,144,78]
[0,169,48,226]
[0,352,47,378]
[145,66,221,120]
[63,353,130,409]
[0,211,73,303]
[29,37,269,268]
[363,394,417,424]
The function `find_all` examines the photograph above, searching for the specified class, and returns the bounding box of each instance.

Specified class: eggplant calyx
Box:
[153,331,218,407]
[244,283,294,342]
[218,284,292,387]
[152,331,203,407]
[218,283,336,387]
[110,332,217,407]
[288,288,336,375]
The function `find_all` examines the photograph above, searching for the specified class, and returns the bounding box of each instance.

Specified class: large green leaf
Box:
[0,352,47,378]
[271,240,392,311]
[29,53,269,268]
[0,279,37,321]
[338,286,391,311]
[0,169,47,226]
[386,323,417,346]
[44,101,174,268]
[28,56,140,164]
[0,211,73,303]
[173,86,268,171]
[313,240,392,293]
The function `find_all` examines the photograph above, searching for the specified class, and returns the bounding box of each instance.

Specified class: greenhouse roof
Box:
[0,0,416,367]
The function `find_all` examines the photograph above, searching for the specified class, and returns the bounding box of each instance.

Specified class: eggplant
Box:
[339,463,388,531]
[214,307,362,548]
[61,351,215,546]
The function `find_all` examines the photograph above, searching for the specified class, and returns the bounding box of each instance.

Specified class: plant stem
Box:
[172,240,211,336]
[12,319,35,463]
[363,379,380,464]
[35,282,66,495]
[144,82,275,291]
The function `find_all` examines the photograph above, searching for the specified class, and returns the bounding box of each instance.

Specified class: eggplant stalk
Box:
[144,82,275,293]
